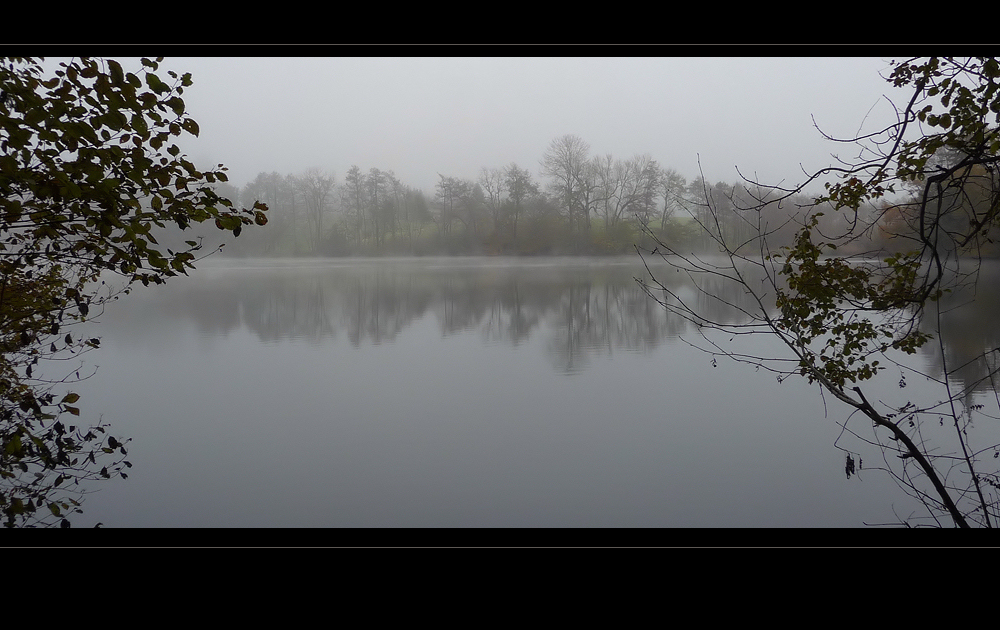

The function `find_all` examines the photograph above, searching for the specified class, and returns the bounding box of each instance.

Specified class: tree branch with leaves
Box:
[0,56,268,527]
[638,57,1000,528]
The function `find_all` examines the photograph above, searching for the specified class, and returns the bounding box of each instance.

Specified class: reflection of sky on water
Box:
[66,257,1000,528]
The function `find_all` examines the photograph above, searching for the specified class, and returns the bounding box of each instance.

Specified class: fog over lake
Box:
[11,56,999,533]
[62,255,1000,529]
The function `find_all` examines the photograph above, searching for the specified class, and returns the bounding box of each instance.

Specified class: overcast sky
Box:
[110,56,904,195]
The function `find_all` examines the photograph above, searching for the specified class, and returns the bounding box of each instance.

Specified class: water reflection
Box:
[75,255,1000,527]
[109,257,703,374]
[104,256,1000,384]
[920,259,1000,403]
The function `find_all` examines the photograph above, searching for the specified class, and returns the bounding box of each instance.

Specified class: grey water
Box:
[64,255,1000,528]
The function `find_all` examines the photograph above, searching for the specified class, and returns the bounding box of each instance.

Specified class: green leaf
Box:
[107,59,124,84]
[165,96,185,117]
[131,113,148,137]
[5,435,22,455]
[23,107,45,126]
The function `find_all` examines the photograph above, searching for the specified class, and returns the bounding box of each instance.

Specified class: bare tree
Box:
[658,168,687,234]
[541,134,591,243]
[503,163,538,244]
[299,168,335,254]
[593,154,660,230]
[593,154,625,230]
[479,167,506,240]
[435,175,471,239]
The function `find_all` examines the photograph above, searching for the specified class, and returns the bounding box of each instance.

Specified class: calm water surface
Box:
[66,256,1000,528]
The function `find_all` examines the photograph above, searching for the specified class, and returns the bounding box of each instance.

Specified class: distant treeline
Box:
[159,133,993,259]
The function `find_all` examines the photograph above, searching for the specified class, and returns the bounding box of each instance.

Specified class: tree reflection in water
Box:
[105,257,1000,386]
[118,257,699,373]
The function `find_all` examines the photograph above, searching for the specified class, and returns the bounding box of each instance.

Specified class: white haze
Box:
[148,55,901,195]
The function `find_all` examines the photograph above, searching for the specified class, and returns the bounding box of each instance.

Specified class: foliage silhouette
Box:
[639,57,1000,528]
[0,57,267,526]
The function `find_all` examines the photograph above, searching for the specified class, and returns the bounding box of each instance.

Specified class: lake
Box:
[64,255,1000,529]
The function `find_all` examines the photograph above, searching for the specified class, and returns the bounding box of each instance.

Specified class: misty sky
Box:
[91,56,906,195]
